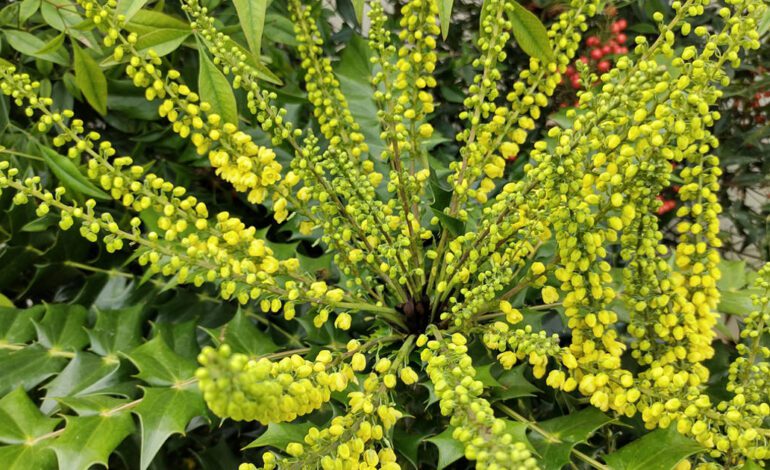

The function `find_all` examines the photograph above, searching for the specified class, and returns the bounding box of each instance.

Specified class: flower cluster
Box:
[196,346,353,424]
[422,332,539,469]
[79,0,283,205]
[0,0,766,468]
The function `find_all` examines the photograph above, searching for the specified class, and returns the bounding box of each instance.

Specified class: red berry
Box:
[571,77,581,89]
[657,199,676,216]
[586,36,600,47]
[590,49,603,60]
[618,19,627,29]
[601,45,612,55]
[616,33,627,44]
[618,47,628,54]
[579,56,589,64]
[566,65,576,74]
[597,61,611,72]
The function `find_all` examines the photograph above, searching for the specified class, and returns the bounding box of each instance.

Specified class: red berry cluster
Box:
[749,88,769,125]
[563,19,629,90]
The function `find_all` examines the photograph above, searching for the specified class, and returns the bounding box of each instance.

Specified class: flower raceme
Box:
[0,0,766,468]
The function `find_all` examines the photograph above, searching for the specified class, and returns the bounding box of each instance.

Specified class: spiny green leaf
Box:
[33,303,89,351]
[72,42,108,115]
[87,304,146,356]
[198,49,238,125]
[40,352,122,414]
[0,305,44,343]
[0,346,68,395]
[126,335,196,386]
[604,427,704,470]
[426,426,464,470]
[508,1,554,62]
[37,145,110,201]
[491,364,540,401]
[0,388,61,444]
[154,320,200,360]
[0,444,57,470]
[3,30,69,65]
[431,208,465,237]
[439,0,454,39]
[50,413,134,470]
[528,407,614,470]
[57,395,130,416]
[203,308,278,356]
[244,422,315,450]
[134,386,205,470]
[232,0,267,57]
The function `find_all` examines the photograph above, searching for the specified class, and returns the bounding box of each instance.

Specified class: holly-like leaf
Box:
[40,352,122,414]
[57,395,130,416]
[0,388,61,444]
[439,0,454,39]
[134,386,205,470]
[232,0,267,57]
[0,445,57,470]
[508,1,554,62]
[0,305,44,343]
[0,346,68,395]
[50,413,134,470]
[198,49,238,125]
[427,426,465,470]
[203,308,278,356]
[528,407,614,470]
[126,335,196,386]
[604,427,704,470]
[87,304,146,356]
[72,43,108,115]
[38,145,110,201]
[491,364,540,401]
[431,208,465,237]
[244,421,315,450]
[34,303,89,351]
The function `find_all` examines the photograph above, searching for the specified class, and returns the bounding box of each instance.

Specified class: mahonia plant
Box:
[0,0,767,468]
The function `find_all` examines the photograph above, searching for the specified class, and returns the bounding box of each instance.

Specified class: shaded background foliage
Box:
[0,0,767,469]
